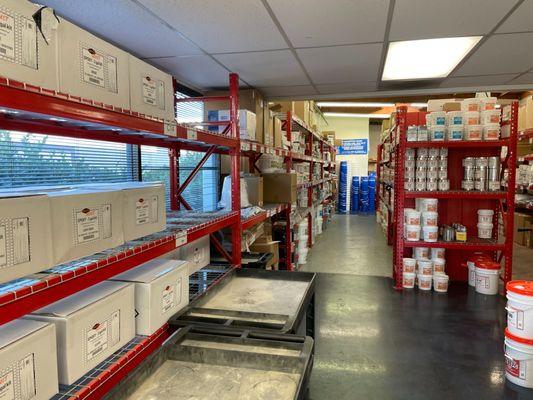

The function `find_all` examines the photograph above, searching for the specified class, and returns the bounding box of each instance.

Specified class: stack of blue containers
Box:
[368,172,376,213]
[350,176,359,214]
[359,176,369,212]
[338,161,348,213]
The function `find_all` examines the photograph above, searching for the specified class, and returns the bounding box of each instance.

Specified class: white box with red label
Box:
[0,319,58,400]
[57,18,130,109]
[24,281,135,385]
[0,191,54,283]
[179,236,210,275]
[110,259,189,336]
[128,55,175,121]
[0,0,58,90]
[46,187,124,265]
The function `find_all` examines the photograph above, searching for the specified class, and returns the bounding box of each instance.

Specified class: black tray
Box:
[170,268,315,336]
[104,326,314,400]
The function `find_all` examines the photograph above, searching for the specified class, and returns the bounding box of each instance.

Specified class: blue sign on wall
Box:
[337,139,368,155]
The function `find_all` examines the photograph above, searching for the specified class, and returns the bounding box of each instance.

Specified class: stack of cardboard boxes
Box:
[515,213,533,248]
[518,92,533,133]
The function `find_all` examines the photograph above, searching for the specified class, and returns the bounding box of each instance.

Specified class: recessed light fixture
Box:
[317,102,395,108]
[382,36,482,81]
[324,112,390,119]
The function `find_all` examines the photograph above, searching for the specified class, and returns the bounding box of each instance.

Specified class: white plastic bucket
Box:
[433,274,449,292]
[504,331,533,388]
[465,124,482,140]
[477,222,493,239]
[447,125,463,141]
[467,262,476,287]
[419,198,438,213]
[403,272,416,289]
[417,274,432,291]
[430,125,445,141]
[483,123,500,140]
[432,258,446,274]
[405,224,420,241]
[422,226,438,242]
[506,282,533,337]
[461,98,480,112]
[403,258,417,273]
[446,111,463,125]
[428,111,446,126]
[479,97,497,111]
[413,247,429,259]
[477,209,494,224]
[417,259,433,275]
[422,211,438,227]
[475,265,499,295]
[431,247,445,260]
[404,209,421,225]
[481,110,500,124]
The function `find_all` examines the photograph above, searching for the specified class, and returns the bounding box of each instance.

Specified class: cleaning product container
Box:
[420,198,438,212]
[417,259,433,275]
[430,125,445,141]
[403,258,417,273]
[477,222,494,239]
[461,98,480,112]
[422,226,439,242]
[417,274,432,291]
[481,110,500,124]
[463,111,480,125]
[446,111,463,125]
[506,281,533,338]
[483,123,500,140]
[431,247,445,259]
[466,255,489,287]
[465,124,483,140]
[427,111,446,126]
[447,125,463,140]
[433,274,449,292]
[405,224,421,241]
[478,209,494,224]
[403,272,416,289]
[413,247,429,259]
[479,97,497,111]
[504,329,533,388]
[405,209,421,225]
[422,211,438,227]
[433,258,446,274]
[475,260,500,295]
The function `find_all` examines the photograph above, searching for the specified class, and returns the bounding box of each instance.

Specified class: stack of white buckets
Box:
[505,281,533,389]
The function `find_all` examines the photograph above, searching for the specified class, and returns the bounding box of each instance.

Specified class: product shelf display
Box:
[385,101,518,292]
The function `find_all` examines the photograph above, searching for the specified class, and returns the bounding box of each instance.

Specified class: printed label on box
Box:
[142,76,157,106]
[161,284,175,314]
[81,47,106,88]
[0,10,15,62]
[135,198,150,225]
[506,354,526,380]
[164,121,176,136]
[75,208,100,244]
[18,354,35,400]
[86,310,120,362]
[20,17,37,69]
[0,370,15,400]
[12,218,29,266]
[0,225,6,268]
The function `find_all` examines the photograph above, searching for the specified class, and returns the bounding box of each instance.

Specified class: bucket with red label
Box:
[505,328,533,388]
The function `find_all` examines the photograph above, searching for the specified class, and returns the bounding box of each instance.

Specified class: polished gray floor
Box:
[302,215,533,400]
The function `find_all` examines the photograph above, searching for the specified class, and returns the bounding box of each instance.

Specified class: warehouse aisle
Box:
[303,215,519,400]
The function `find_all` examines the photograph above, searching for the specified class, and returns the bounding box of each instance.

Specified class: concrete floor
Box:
[301,214,533,400]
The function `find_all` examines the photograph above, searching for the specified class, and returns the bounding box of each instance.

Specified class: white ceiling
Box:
[35,0,533,98]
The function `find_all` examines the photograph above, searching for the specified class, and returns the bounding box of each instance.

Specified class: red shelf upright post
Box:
[229,73,242,268]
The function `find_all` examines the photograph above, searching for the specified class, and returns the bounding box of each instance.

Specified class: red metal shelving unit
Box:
[391,103,519,291]
[0,73,243,399]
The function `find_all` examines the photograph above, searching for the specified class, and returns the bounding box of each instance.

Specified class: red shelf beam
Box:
[405,140,510,148]
[404,191,507,199]
[403,239,506,250]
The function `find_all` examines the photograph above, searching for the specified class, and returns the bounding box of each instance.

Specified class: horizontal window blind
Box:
[175,91,204,123]
[0,131,138,188]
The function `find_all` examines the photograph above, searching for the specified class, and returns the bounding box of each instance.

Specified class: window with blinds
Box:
[0,130,138,188]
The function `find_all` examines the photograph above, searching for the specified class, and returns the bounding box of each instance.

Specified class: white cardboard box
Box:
[57,18,130,109]
[179,236,210,275]
[25,281,135,385]
[47,188,124,264]
[110,259,189,336]
[0,0,58,90]
[0,319,58,400]
[207,110,256,140]
[129,55,175,121]
[77,182,166,242]
[0,192,54,283]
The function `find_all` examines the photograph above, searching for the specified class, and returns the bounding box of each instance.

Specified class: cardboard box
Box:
[442,102,461,112]
[521,96,533,131]
[128,55,175,121]
[26,281,135,384]
[243,176,263,206]
[262,110,274,146]
[179,236,210,275]
[249,240,279,269]
[273,117,283,148]
[514,213,533,246]
[0,192,54,283]
[110,259,189,336]
[207,110,256,140]
[427,99,457,112]
[0,0,58,90]
[47,188,124,265]
[263,173,297,203]
[220,156,249,175]
[0,319,59,400]
[323,130,336,145]
[57,18,130,109]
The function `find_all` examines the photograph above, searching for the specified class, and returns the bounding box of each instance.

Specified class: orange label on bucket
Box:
[436,281,447,290]
[428,232,438,240]
[403,277,414,286]
[505,355,526,379]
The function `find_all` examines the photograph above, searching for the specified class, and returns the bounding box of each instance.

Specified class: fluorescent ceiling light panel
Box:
[324,112,390,119]
[317,102,395,108]
[382,36,482,81]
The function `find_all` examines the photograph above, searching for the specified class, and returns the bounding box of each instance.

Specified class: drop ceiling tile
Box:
[297,44,383,84]
[508,72,533,85]
[213,50,309,86]
[138,0,287,53]
[440,74,517,88]
[148,55,230,89]
[455,33,533,76]
[497,0,533,33]
[316,82,377,95]
[389,0,516,40]
[268,0,388,47]
[259,85,317,97]
[34,0,202,58]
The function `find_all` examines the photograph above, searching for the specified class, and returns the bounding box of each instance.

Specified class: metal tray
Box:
[170,269,316,335]
[104,326,314,400]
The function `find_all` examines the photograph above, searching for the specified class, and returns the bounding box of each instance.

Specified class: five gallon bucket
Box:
[475,261,500,295]
[507,281,533,338]
[505,329,533,388]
